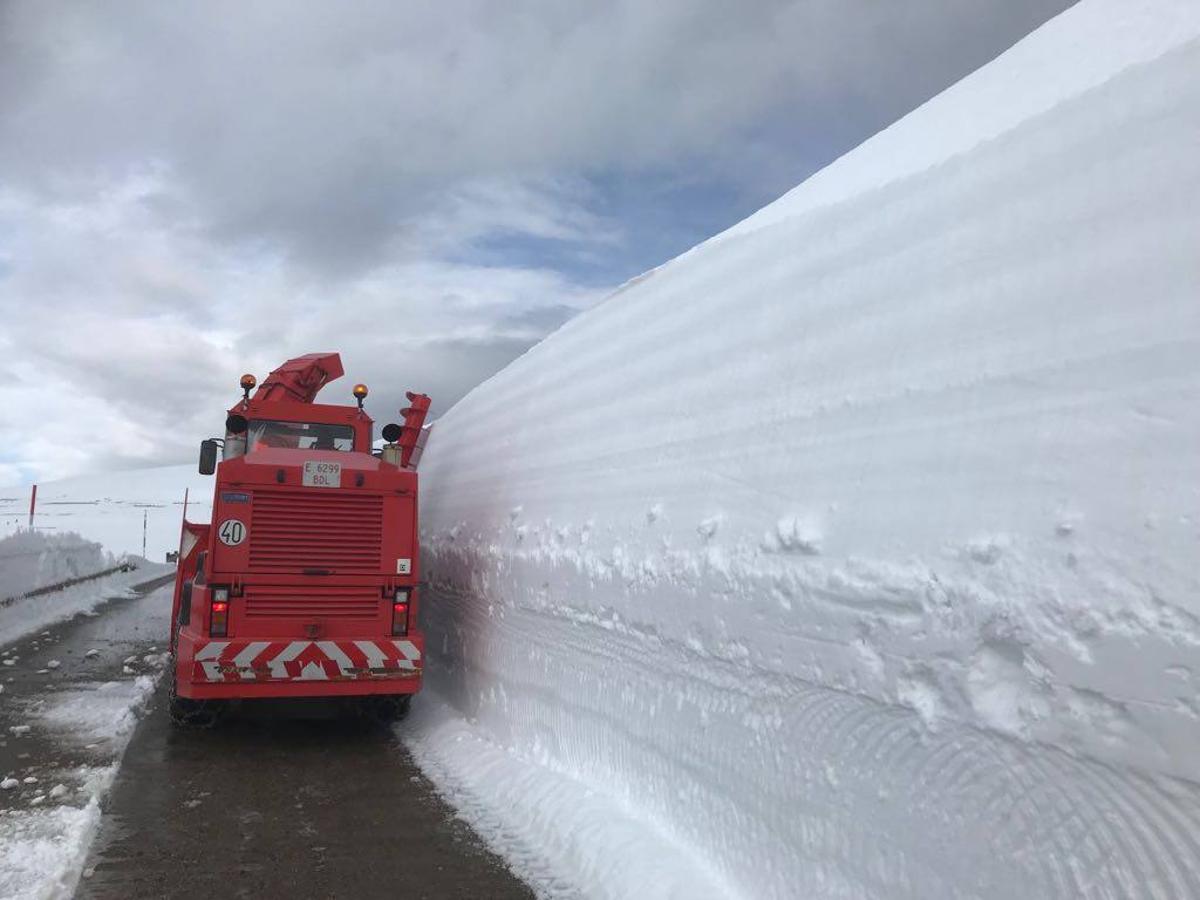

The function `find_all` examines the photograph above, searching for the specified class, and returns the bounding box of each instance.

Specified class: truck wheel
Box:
[391,694,413,722]
[167,659,224,729]
[354,694,412,726]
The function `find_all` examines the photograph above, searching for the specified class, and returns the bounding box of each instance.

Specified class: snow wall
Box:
[0,531,107,601]
[415,1,1200,897]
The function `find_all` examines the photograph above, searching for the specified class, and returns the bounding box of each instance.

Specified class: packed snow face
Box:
[0,797,106,900]
[0,531,108,601]
[406,694,730,900]
[414,2,1200,897]
[0,531,170,646]
[0,464,211,563]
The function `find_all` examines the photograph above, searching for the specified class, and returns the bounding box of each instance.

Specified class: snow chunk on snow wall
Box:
[416,1,1200,897]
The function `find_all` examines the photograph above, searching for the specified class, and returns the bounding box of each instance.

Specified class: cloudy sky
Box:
[0,0,1073,484]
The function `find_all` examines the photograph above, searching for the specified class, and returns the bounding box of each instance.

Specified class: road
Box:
[0,576,533,899]
[78,688,534,899]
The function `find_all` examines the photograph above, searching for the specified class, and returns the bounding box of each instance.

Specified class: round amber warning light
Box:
[240,373,257,389]
[353,383,369,398]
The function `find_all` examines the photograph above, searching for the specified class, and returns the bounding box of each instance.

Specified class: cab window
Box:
[248,420,355,452]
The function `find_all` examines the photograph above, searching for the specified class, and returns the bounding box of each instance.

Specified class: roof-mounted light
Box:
[240,373,257,402]
[353,383,369,409]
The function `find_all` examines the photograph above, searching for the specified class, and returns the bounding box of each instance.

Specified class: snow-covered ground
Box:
[0,473,187,900]
[0,464,210,564]
[0,565,165,649]
[409,1,1200,897]
[0,677,161,900]
[0,530,170,646]
[0,585,169,900]
[0,769,114,900]
[0,531,109,602]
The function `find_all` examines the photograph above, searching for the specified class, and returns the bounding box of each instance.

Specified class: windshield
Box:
[247,420,355,452]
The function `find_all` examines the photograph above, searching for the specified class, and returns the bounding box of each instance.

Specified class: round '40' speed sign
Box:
[218,519,247,546]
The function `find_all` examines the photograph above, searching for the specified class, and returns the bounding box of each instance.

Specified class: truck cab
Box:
[169,353,431,726]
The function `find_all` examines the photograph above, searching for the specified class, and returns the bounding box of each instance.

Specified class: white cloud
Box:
[0,1,1072,264]
[0,0,1074,481]
[0,172,604,482]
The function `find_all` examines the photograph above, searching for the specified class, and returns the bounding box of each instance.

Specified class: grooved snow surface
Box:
[412,2,1200,897]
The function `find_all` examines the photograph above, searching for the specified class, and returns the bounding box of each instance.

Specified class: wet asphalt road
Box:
[76,689,535,900]
[0,571,534,899]
[76,648,532,899]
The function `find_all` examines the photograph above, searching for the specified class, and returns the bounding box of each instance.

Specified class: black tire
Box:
[353,694,412,726]
[167,634,225,729]
[168,677,225,728]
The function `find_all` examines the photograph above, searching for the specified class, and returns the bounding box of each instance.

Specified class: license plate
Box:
[302,460,342,488]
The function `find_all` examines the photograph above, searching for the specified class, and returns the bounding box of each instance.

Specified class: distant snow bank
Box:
[0,464,209,563]
[0,531,108,602]
[0,533,169,646]
[412,1,1200,897]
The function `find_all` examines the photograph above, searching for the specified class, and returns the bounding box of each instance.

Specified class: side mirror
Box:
[381,423,403,443]
[199,439,218,475]
[225,413,248,434]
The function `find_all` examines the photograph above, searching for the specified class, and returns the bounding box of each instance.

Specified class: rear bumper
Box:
[175,631,424,700]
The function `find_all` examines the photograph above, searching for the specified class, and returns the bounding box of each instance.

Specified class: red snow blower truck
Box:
[168,353,431,726]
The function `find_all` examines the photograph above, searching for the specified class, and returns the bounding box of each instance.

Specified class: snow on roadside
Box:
[0,790,108,900]
[0,463,211,563]
[412,1,1200,897]
[39,675,162,750]
[0,558,169,648]
[0,680,163,899]
[405,692,735,900]
[0,589,169,900]
[0,530,109,602]
[0,697,158,900]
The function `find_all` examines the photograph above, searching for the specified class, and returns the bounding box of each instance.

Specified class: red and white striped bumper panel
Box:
[193,639,423,682]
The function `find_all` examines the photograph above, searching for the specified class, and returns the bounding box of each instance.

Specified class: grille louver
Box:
[243,583,380,619]
[249,488,383,573]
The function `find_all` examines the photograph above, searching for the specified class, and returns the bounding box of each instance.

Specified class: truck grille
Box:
[242,584,380,620]
[249,489,383,573]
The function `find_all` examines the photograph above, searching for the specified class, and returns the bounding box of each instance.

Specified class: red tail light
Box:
[391,590,410,636]
[210,587,230,637]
